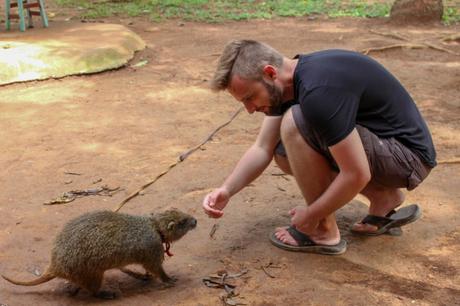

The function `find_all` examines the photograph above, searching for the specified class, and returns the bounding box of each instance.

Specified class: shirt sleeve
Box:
[299,86,360,146]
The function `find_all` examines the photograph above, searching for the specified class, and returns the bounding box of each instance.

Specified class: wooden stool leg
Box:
[17,0,26,31]
[37,0,48,27]
[5,0,11,30]
[26,0,34,28]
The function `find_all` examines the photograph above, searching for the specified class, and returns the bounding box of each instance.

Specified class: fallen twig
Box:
[258,261,282,279]
[271,173,288,177]
[44,185,120,205]
[64,172,82,176]
[226,269,249,279]
[221,294,247,306]
[203,269,249,306]
[261,265,275,278]
[272,173,290,181]
[209,223,219,239]
[113,107,244,212]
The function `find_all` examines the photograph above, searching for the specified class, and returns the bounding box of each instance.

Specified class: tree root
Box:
[361,43,427,55]
[442,33,460,42]
[362,30,459,56]
[438,158,460,165]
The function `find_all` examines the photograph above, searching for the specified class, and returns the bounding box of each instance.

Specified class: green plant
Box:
[443,6,460,24]
[54,0,457,24]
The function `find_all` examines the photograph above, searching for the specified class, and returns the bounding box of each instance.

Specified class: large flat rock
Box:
[0,22,145,85]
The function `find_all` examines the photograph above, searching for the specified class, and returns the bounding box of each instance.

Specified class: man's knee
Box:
[273,152,292,174]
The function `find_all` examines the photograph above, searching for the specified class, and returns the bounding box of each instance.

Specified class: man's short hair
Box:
[210,40,283,91]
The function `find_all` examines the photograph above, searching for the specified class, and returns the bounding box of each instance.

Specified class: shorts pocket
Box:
[407,169,422,191]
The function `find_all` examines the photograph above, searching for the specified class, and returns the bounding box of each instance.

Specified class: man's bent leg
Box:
[352,182,405,233]
[351,125,431,234]
[274,108,340,246]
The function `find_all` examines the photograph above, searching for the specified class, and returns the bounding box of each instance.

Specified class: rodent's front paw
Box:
[159,281,176,290]
[169,275,178,282]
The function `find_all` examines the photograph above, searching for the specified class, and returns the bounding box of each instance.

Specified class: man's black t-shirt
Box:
[291,49,436,167]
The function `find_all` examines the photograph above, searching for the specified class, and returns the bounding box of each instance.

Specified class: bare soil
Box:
[0,11,459,306]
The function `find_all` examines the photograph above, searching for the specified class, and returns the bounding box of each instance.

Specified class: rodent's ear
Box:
[167,221,175,230]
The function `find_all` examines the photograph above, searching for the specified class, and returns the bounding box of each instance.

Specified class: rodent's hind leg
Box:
[78,273,105,297]
[119,267,153,281]
[64,283,81,297]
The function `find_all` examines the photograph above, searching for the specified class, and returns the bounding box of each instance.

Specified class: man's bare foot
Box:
[352,188,405,234]
[274,226,340,246]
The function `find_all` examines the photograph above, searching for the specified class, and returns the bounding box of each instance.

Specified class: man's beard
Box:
[262,79,283,114]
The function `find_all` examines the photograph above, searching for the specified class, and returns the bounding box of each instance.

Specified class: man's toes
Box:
[351,222,365,231]
[273,227,299,246]
[278,232,298,246]
[274,228,289,238]
[276,231,286,239]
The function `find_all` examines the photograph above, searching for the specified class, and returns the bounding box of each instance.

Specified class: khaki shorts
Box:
[275,105,432,190]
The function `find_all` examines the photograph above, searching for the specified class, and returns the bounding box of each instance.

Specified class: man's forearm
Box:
[222,144,273,196]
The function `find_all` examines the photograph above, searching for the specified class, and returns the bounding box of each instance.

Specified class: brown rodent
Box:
[2,209,197,298]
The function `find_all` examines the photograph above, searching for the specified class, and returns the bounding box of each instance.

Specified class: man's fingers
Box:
[203,194,216,207]
[206,208,223,218]
[203,198,223,218]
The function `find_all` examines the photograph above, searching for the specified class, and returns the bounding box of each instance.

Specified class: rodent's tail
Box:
[2,268,55,286]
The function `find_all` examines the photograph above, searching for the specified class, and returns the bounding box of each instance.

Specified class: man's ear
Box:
[262,65,277,81]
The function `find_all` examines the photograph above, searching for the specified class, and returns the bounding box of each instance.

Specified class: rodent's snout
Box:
[190,218,197,228]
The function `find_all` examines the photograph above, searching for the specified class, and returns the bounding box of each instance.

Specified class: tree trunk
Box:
[390,0,443,24]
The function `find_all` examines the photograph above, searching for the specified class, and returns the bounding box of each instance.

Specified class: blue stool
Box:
[5,0,48,32]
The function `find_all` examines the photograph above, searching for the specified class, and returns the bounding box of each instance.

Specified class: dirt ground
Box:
[1,9,459,306]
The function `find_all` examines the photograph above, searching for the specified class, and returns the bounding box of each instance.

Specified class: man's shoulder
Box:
[296,49,361,61]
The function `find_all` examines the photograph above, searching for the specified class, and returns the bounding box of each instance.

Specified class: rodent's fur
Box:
[2,209,197,298]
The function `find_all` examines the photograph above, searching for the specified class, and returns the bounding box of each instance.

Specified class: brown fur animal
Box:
[2,209,197,298]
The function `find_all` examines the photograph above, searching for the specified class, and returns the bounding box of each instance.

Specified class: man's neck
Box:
[280,58,299,103]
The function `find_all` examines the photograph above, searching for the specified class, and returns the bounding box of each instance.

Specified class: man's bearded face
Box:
[262,79,283,114]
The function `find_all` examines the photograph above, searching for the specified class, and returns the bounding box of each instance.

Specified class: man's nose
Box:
[243,101,255,114]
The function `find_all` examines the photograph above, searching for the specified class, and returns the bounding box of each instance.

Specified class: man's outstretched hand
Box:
[202,187,230,218]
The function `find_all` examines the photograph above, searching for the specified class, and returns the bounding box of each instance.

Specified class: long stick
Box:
[179,107,244,161]
[113,107,244,212]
